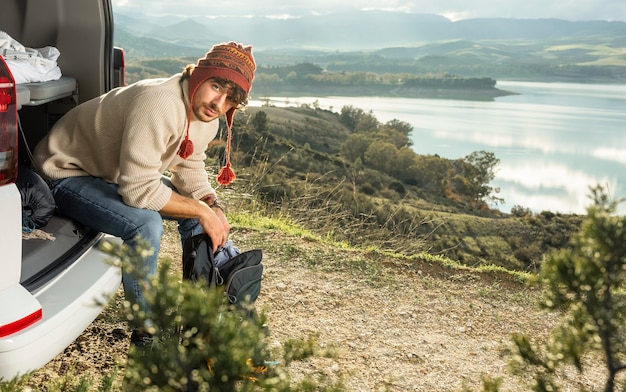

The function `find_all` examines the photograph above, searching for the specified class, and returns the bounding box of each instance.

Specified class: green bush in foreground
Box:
[508,186,626,392]
[2,235,341,391]
[100,239,342,392]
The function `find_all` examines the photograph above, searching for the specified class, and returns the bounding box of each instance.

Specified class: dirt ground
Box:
[28,226,611,392]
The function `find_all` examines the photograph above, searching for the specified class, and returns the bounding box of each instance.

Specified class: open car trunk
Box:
[0,0,121,292]
[0,0,125,380]
[21,218,105,292]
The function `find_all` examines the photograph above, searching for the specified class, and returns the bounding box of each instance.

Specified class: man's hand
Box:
[160,192,230,252]
[211,205,230,233]
[197,205,229,252]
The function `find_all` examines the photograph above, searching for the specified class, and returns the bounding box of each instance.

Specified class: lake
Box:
[249,81,626,215]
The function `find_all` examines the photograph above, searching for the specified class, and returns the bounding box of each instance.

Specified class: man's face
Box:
[191,79,240,122]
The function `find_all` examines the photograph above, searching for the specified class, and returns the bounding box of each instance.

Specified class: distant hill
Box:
[113,10,626,83]
[114,10,626,51]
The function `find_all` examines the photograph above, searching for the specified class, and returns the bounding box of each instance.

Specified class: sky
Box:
[112,0,626,22]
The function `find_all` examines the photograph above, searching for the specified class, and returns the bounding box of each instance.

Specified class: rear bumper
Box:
[0,236,122,380]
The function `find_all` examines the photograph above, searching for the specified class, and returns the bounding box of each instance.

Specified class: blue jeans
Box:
[49,176,202,323]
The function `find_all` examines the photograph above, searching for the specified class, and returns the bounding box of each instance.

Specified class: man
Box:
[33,42,256,345]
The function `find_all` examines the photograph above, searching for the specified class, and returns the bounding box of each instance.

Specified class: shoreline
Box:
[252,86,516,101]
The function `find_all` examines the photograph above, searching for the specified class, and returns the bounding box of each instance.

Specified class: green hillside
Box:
[208,105,584,272]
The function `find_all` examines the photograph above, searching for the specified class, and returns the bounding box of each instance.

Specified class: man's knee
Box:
[123,210,164,246]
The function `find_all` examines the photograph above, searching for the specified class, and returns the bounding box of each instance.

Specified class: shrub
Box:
[360,183,376,195]
[510,205,532,218]
[389,181,406,194]
[508,186,626,391]
[98,239,339,391]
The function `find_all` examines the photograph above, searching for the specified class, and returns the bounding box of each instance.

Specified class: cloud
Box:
[592,147,626,165]
[495,162,617,214]
[112,0,626,21]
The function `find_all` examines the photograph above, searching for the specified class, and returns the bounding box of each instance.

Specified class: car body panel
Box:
[0,0,125,381]
[0,236,121,378]
[0,184,21,291]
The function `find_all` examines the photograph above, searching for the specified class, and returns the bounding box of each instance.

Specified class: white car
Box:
[0,0,124,380]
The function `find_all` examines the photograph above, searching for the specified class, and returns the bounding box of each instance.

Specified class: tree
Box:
[510,186,626,392]
[338,105,379,134]
[363,142,397,173]
[339,105,364,130]
[376,128,411,149]
[381,119,414,145]
[340,133,373,163]
[354,110,380,134]
[411,154,451,195]
[394,147,418,180]
[250,110,269,133]
[462,151,503,206]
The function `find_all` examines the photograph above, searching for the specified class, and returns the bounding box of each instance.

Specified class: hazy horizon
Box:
[112,0,626,22]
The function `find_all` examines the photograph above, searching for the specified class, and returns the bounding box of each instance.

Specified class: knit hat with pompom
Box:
[178,42,256,185]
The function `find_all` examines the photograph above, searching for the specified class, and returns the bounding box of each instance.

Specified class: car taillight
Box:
[0,56,18,185]
[0,309,43,338]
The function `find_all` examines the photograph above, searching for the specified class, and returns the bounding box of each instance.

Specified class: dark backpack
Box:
[182,233,263,306]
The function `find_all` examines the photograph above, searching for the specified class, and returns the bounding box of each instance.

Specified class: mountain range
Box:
[114,10,626,82]
[114,10,626,51]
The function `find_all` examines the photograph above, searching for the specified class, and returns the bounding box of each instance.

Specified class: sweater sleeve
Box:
[170,152,216,200]
[117,90,184,210]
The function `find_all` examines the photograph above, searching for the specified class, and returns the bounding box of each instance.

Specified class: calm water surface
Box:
[250,81,626,214]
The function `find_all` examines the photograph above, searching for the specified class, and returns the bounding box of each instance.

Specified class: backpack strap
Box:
[182,233,218,287]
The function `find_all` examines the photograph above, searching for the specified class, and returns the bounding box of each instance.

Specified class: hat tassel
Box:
[178,137,194,159]
[217,162,235,185]
[178,106,195,159]
[217,125,235,185]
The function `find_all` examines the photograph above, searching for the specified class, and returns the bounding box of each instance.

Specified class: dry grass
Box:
[24,220,612,391]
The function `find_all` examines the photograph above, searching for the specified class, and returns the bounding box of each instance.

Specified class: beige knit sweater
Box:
[33,74,219,211]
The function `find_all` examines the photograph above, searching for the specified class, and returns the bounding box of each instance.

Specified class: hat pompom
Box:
[178,138,194,159]
[217,162,236,185]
